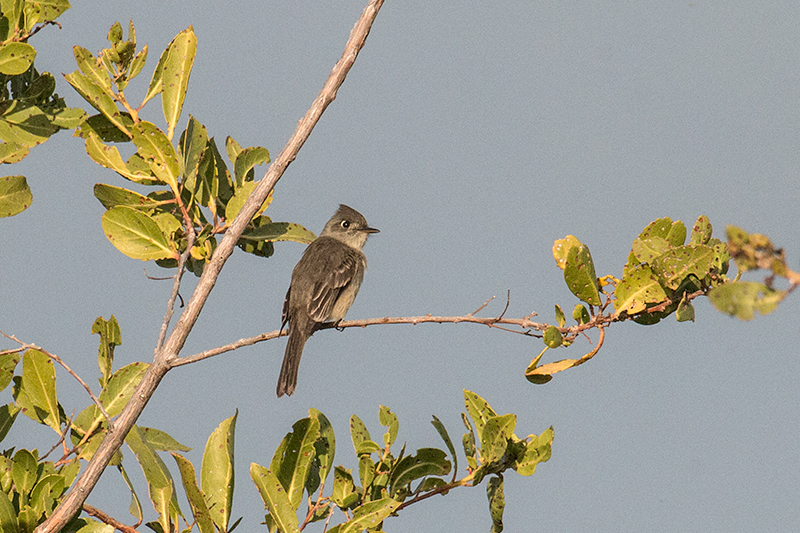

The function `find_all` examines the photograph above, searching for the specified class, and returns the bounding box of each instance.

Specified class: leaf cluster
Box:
[65,22,315,274]
[251,390,552,533]
[0,1,85,218]
[706,225,800,320]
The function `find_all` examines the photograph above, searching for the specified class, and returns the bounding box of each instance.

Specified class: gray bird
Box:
[277,204,379,397]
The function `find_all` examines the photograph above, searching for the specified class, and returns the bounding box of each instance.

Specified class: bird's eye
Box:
[340,220,350,229]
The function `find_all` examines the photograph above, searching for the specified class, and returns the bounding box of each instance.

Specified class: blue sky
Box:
[3,2,799,531]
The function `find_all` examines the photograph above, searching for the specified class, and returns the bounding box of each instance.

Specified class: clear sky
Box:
[3,2,799,531]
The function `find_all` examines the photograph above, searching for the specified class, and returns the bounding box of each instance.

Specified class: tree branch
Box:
[0,331,111,423]
[34,2,385,531]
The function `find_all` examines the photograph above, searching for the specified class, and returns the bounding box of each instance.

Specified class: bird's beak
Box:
[363,226,380,234]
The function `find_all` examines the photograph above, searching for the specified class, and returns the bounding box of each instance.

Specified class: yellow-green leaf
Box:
[101,206,176,261]
[564,244,601,306]
[202,412,237,533]
[131,121,181,190]
[0,43,35,75]
[161,26,197,140]
[21,349,60,432]
[0,175,32,218]
[250,463,299,533]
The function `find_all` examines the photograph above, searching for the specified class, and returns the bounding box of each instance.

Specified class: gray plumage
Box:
[277,204,379,397]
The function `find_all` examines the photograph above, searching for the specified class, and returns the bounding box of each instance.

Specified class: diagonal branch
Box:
[34,2,385,531]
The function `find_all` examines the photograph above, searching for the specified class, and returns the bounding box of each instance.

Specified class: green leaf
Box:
[75,113,134,143]
[94,183,161,211]
[73,45,112,92]
[97,362,148,418]
[233,146,270,186]
[514,427,554,476]
[117,463,143,523]
[389,448,450,495]
[0,352,20,392]
[12,448,37,501]
[238,221,316,245]
[131,121,181,190]
[552,235,582,270]
[554,304,566,327]
[161,26,197,140]
[631,236,671,264]
[331,466,358,509]
[676,296,695,322]
[0,109,49,147]
[309,409,335,489]
[613,264,668,317]
[225,136,242,163]
[202,412,237,532]
[142,43,169,106]
[271,417,320,511]
[0,143,29,164]
[463,389,497,444]
[84,133,157,184]
[224,180,258,222]
[378,405,399,449]
[91,315,121,388]
[638,217,677,241]
[30,0,69,21]
[563,244,601,306]
[350,414,380,456]
[543,326,563,348]
[480,414,516,464]
[29,473,65,518]
[0,489,18,533]
[430,415,457,478]
[651,244,715,290]
[250,463,299,533]
[63,71,129,136]
[340,498,401,533]
[128,44,149,81]
[171,453,215,533]
[0,404,19,443]
[101,206,176,260]
[572,304,590,324]
[690,215,712,245]
[180,116,208,183]
[0,42,35,75]
[21,349,60,432]
[487,476,505,533]
[358,454,377,497]
[462,414,477,470]
[0,175,31,217]
[125,426,176,533]
[708,281,783,320]
[140,427,192,452]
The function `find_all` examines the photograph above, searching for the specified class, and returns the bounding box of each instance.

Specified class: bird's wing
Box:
[307,246,361,322]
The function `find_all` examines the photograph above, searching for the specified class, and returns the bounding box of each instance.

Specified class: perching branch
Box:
[34,2,385,531]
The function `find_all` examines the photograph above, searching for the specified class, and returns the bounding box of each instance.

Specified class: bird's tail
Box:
[277,323,311,397]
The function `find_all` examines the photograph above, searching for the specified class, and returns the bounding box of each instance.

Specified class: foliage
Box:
[1,11,798,533]
[3,322,553,532]
[63,21,315,276]
[0,0,85,218]
[525,216,798,383]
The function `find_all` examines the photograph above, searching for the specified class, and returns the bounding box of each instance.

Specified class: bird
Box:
[277,204,379,397]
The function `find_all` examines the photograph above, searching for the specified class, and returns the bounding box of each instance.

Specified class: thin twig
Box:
[156,228,196,351]
[0,331,111,423]
[468,296,495,316]
[496,289,511,320]
[82,504,141,533]
[40,411,76,461]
